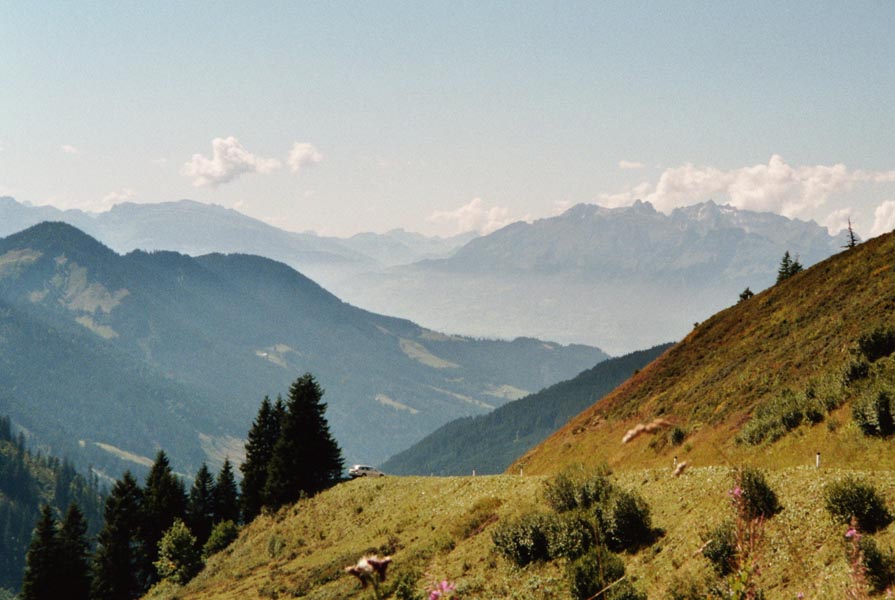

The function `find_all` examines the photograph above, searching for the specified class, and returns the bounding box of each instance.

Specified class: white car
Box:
[349,464,386,478]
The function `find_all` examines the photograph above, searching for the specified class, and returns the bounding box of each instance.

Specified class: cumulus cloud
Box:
[287,142,323,173]
[618,160,646,170]
[598,155,895,218]
[428,198,517,235]
[871,201,895,237]
[181,136,281,187]
[101,188,136,208]
[61,144,80,155]
[822,207,856,235]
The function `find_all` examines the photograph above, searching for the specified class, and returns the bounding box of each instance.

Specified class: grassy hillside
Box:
[381,344,672,476]
[513,231,895,476]
[144,467,895,599]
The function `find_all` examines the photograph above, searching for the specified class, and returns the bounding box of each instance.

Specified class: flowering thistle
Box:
[427,579,457,600]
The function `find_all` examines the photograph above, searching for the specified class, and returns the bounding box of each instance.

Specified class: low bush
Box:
[567,546,643,600]
[202,520,239,558]
[858,327,895,363]
[701,521,736,576]
[543,464,614,513]
[852,387,895,437]
[668,426,686,446]
[737,467,782,520]
[825,477,893,533]
[739,390,825,445]
[491,512,555,566]
[598,489,654,552]
[858,536,895,593]
[546,512,596,560]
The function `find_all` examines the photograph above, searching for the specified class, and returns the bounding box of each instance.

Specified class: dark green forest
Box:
[381,343,672,476]
[0,416,104,598]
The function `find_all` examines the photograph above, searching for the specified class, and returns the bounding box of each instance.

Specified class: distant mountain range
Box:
[0,196,846,354]
[381,343,671,476]
[332,200,846,353]
[0,222,605,476]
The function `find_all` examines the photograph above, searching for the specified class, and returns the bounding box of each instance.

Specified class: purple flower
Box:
[845,527,857,539]
[428,580,456,600]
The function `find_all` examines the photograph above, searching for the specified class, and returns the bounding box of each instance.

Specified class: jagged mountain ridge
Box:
[0,222,606,475]
[331,200,845,353]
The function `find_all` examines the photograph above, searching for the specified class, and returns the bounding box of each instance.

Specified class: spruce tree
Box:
[185,464,216,547]
[214,458,240,525]
[776,251,793,283]
[57,503,91,600]
[240,396,282,522]
[92,472,144,600]
[845,217,859,249]
[264,373,344,510]
[140,451,186,589]
[21,505,59,600]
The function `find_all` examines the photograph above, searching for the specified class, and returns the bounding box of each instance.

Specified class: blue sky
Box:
[2,2,894,237]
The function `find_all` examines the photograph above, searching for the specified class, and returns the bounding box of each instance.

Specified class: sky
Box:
[2,1,895,239]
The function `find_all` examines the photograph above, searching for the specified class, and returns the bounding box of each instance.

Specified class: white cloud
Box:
[822,207,856,235]
[61,144,80,155]
[287,142,323,173]
[599,155,895,218]
[101,188,136,208]
[181,136,281,187]
[871,201,895,237]
[428,198,516,235]
[618,160,646,170]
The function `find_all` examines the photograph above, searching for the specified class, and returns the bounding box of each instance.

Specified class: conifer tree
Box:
[57,503,91,600]
[845,217,859,249]
[776,251,804,283]
[140,451,186,589]
[240,396,282,522]
[21,505,59,600]
[92,472,144,600]
[185,464,216,547]
[264,374,344,510]
[214,458,240,525]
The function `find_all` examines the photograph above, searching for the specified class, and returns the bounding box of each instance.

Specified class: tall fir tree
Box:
[776,250,804,283]
[264,374,344,510]
[214,458,240,525]
[57,503,91,600]
[92,472,144,600]
[21,505,59,600]
[185,464,216,547]
[140,451,186,589]
[240,396,282,522]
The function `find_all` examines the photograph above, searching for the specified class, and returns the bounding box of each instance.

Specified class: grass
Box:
[144,467,895,599]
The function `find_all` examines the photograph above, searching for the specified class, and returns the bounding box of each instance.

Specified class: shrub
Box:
[852,387,895,437]
[846,359,870,383]
[491,512,555,566]
[566,546,635,600]
[155,519,202,585]
[701,521,736,576]
[543,464,614,514]
[737,468,781,520]
[738,390,826,445]
[668,426,686,446]
[667,574,708,600]
[858,536,895,593]
[858,327,895,363]
[825,477,893,533]
[545,513,596,560]
[202,520,239,558]
[598,489,654,552]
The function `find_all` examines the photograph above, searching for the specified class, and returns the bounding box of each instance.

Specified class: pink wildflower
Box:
[428,580,456,600]
[845,527,858,539]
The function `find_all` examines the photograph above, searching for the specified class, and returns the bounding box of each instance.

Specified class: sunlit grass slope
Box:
[513,231,895,476]
[145,467,895,599]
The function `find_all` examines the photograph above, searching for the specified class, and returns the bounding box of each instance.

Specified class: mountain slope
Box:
[513,230,895,476]
[331,201,845,353]
[381,343,671,476]
[0,223,605,474]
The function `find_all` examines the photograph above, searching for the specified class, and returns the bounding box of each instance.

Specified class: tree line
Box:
[20,372,344,600]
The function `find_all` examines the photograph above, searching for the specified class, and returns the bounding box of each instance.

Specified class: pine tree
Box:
[264,373,344,510]
[92,472,144,600]
[240,396,282,522]
[185,464,216,547]
[141,450,187,588]
[57,503,91,600]
[845,218,859,249]
[776,251,804,283]
[21,505,60,600]
[214,458,240,525]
